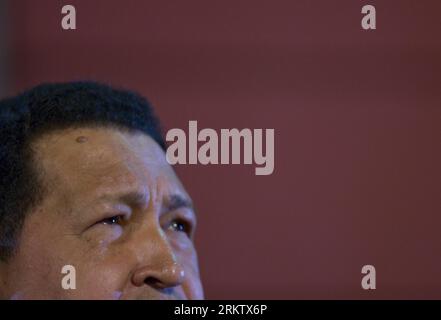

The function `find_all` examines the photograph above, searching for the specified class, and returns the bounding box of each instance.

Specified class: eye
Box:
[169,219,191,234]
[99,215,124,226]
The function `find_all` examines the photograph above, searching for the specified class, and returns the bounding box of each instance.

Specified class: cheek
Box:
[74,266,125,299]
[71,249,132,299]
[37,230,133,299]
[4,241,73,299]
[9,212,131,299]
[82,226,124,254]
[181,253,204,300]
[74,231,144,297]
[167,232,200,270]
[168,234,204,299]
[4,222,68,298]
[166,229,194,249]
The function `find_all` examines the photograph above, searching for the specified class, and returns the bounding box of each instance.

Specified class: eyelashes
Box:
[96,214,193,236]
[168,218,192,235]
[99,215,125,226]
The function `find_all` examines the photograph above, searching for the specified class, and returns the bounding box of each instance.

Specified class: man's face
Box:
[0,127,204,299]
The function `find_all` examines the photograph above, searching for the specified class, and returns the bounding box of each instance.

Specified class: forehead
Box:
[32,127,186,203]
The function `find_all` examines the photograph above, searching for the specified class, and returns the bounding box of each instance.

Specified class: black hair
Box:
[0,81,165,261]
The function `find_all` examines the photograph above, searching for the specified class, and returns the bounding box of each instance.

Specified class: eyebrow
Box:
[165,194,194,212]
[96,191,147,207]
[96,191,193,212]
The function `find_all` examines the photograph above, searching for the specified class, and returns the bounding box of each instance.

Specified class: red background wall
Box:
[7,0,441,298]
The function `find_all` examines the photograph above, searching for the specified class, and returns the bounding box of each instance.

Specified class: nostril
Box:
[144,277,177,292]
[142,266,185,289]
[132,263,186,288]
[144,278,175,295]
[144,277,162,288]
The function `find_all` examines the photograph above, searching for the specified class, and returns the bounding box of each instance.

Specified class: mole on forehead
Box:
[75,136,88,143]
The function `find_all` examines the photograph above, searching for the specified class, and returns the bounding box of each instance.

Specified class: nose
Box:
[131,228,186,290]
[132,261,185,289]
